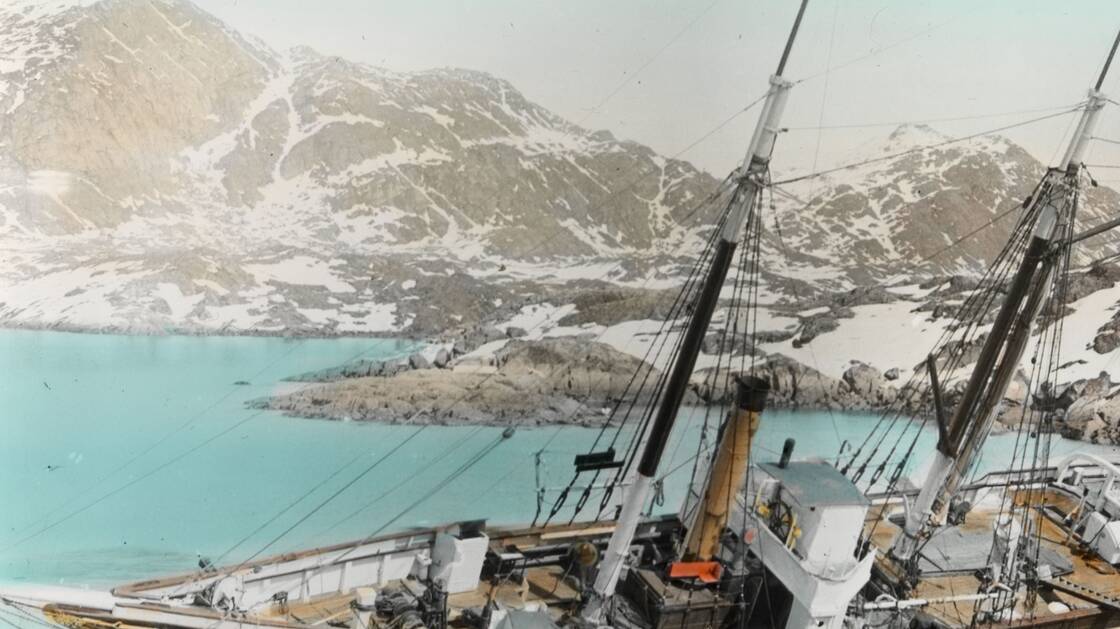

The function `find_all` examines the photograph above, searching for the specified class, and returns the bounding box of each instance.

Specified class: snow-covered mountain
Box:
[2,0,1119,341]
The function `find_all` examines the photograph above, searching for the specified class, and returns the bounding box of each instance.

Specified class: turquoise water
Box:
[1,329,1118,589]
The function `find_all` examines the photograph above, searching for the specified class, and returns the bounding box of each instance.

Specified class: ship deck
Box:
[867,485,1120,628]
[244,563,583,627]
[38,519,649,629]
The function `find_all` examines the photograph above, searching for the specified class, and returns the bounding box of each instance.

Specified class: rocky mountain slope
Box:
[0,0,717,335]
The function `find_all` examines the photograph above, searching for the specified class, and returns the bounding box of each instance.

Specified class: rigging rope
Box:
[4,84,770,561]
[294,431,516,583]
[577,0,721,126]
[839,174,1050,479]
[771,108,1082,186]
[0,408,268,555]
[4,336,328,544]
[793,10,970,86]
[783,102,1083,132]
[536,174,736,526]
[167,169,740,594]
[852,189,1047,556]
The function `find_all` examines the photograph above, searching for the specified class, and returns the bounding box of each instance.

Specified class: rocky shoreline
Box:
[255,326,1120,446]
[256,337,683,427]
[257,334,919,428]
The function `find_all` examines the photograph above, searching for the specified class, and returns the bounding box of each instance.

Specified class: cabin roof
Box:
[758,461,868,507]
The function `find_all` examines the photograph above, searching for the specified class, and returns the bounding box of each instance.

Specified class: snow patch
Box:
[244,255,356,293]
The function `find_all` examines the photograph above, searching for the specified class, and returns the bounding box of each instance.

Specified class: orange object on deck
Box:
[668,561,721,583]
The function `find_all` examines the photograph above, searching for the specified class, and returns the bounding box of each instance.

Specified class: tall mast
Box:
[889,32,1115,567]
[581,0,807,619]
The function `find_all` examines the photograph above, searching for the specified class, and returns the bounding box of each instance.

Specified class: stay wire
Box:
[869,216,1035,483]
[0,409,267,555]
[6,336,326,543]
[12,77,767,560]
[840,177,1048,480]
[309,426,489,544]
[783,102,1084,132]
[605,182,755,493]
[539,176,735,526]
[302,432,513,579]
[0,601,68,629]
[587,178,761,524]
[772,108,1082,187]
[861,207,1037,487]
[172,200,727,592]
[793,10,968,85]
[860,188,1050,550]
[856,214,1038,549]
[676,205,752,525]
[577,0,721,127]
[581,170,736,458]
[584,176,743,522]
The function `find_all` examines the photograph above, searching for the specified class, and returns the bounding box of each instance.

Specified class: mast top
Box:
[775,0,810,77]
[1094,28,1120,91]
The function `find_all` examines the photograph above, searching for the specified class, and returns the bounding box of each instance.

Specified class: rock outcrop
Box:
[260,338,674,426]
[693,355,905,413]
[1061,372,1120,443]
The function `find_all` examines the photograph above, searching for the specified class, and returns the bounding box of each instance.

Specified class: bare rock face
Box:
[556,288,675,327]
[774,125,1120,285]
[793,315,840,348]
[408,352,431,370]
[1083,371,1114,399]
[843,361,882,395]
[832,286,899,309]
[432,348,451,369]
[0,0,726,335]
[761,354,853,409]
[694,354,898,412]
[453,325,509,356]
[2,0,719,251]
[1064,264,1120,304]
[701,331,759,356]
[6,0,1120,342]
[1064,394,1120,444]
[495,337,671,403]
[2,1,276,235]
[1094,314,1120,354]
[285,358,408,382]
[1060,371,1120,443]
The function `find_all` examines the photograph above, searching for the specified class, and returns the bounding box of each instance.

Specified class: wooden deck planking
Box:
[863,488,1120,627]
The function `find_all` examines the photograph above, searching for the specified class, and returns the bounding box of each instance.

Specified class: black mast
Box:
[581,1,809,615]
[890,27,1118,566]
[638,0,807,480]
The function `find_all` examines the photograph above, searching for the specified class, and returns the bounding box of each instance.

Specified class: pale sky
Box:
[191,0,1120,180]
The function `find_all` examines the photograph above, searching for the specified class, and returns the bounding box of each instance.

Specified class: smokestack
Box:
[737,374,770,413]
[681,375,770,561]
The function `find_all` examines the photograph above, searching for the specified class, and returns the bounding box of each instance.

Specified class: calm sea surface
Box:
[1,329,1117,588]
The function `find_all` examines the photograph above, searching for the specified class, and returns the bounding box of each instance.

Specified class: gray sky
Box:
[191,0,1120,180]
